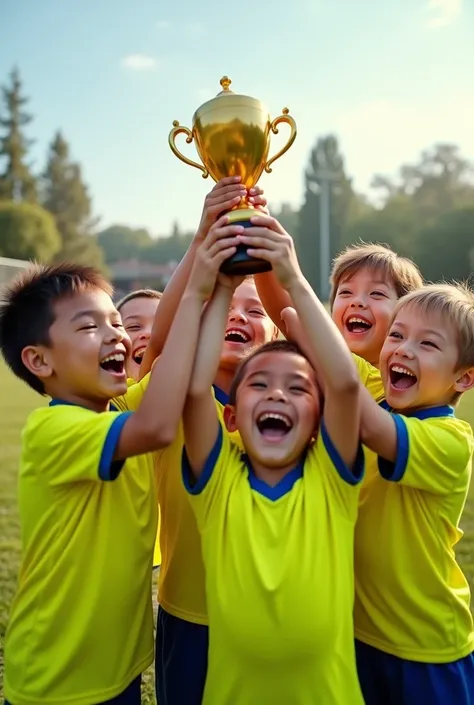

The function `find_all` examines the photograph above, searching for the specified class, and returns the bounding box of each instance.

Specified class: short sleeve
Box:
[113,372,150,412]
[308,422,364,520]
[378,416,474,494]
[181,422,243,531]
[352,353,385,402]
[24,406,133,485]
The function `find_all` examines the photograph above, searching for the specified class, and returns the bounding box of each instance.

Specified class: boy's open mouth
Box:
[346,316,372,334]
[100,353,125,375]
[389,364,417,390]
[132,348,145,365]
[256,412,293,440]
[225,328,251,344]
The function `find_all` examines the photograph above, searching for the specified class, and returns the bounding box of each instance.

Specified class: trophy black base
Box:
[219,219,272,276]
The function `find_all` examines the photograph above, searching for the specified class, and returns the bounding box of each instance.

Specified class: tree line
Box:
[1,67,473,294]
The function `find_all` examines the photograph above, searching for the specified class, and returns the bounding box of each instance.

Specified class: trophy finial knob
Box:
[220,76,232,91]
[282,107,289,115]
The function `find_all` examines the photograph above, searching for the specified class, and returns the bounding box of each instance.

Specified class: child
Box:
[181,217,365,704]
[354,283,474,704]
[117,288,163,568]
[117,288,162,381]
[330,243,423,367]
[139,180,276,705]
[256,241,423,368]
[0,228,237,705]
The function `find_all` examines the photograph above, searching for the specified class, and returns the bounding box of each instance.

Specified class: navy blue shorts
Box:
[155,606,209,705]
[355,639,474,705]
[5,674,141,705]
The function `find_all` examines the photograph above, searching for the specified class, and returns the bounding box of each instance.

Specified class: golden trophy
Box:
[169,76,297,274]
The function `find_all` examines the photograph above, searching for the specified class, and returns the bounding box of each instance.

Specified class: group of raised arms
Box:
[1,175,473,705]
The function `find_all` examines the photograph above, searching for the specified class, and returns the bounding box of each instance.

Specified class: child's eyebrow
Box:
[420,328,447,342]
[70,309,99,322]
[122,314,143,323]
[246,370,267,380]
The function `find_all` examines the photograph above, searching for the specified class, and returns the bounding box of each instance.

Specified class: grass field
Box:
[0,363,473,704]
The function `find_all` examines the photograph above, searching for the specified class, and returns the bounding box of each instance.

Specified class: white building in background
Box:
[0,256,31,288]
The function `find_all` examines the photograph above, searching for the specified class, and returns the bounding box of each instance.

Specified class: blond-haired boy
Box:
[355,283,474,704]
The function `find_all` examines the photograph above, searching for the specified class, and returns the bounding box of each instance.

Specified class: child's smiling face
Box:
[332,267,399,367]
[120,296,160,381]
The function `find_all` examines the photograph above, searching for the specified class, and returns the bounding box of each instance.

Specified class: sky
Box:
[1,0,473,237]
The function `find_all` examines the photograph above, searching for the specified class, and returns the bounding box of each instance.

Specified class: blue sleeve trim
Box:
[98,412,133,481]
[182,423,223,495]
[378,413,409,482]
[320,420,365,485]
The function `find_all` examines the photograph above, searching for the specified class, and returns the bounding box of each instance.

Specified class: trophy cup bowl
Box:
[168,76,297,275]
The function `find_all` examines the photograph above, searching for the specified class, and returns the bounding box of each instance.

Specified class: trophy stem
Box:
[219,208,272,276]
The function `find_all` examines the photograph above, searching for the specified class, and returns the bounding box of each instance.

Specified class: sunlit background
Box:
[1,1,473,702]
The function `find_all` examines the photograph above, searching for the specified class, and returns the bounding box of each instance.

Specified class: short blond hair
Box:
[392,283,474,371]
[329,243,423,308]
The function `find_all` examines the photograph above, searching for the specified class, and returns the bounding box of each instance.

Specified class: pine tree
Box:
[42,131,105,268]
[0,66,37,202]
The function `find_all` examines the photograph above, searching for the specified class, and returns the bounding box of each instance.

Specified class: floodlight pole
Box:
[314,169,338,302]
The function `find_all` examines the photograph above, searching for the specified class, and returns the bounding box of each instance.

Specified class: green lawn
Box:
[0,363,473,704]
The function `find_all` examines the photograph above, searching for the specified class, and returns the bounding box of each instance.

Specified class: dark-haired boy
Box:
[180,218,365,704]
[1,223,238,705]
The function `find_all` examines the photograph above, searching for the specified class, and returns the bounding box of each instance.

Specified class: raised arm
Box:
[255,270,292,331]
[183,222,244,479]
[359,388,397,460]
[115,218,244,460]
[242,215,360,467]
[139,178,266,378]
[139,176,247,377]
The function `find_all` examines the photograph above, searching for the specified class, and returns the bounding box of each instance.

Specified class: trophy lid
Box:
[216,76,234,96]
[193,76,268,123]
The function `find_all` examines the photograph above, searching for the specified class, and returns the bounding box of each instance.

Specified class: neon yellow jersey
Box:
[125,377,161,568]
[354,404,474,662]
[352,353,385,401]
[156,386,241,624]
[183,422,365,705]
[4,388,158,705]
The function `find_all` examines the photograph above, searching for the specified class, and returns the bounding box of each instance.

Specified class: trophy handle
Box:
[264,108,297,174]
[168,121,209,178]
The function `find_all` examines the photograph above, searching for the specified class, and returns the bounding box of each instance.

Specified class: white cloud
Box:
[156,20,170,30]
[121,54,159,71]
[334,96,474,195]
[423,0,462,28]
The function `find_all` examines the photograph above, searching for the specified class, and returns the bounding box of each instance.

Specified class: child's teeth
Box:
[102,353,125,363]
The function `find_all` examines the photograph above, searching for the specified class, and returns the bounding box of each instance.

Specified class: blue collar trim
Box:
[49,399,118,412]
[212,385,229,406]
[242,454,305,501]
[379,399,454,420]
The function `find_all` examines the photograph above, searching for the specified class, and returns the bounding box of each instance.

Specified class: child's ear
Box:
[21,346,54,381]
[223,404,238,433]
[454,367,474,394]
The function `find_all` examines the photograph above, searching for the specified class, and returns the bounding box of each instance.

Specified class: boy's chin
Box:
[221,345,250,364]
[126,363,140,382]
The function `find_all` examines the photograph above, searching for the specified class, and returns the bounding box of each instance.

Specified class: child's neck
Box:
[48,387,110,414]
[213,367,235,396]
[249,456,303,487]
